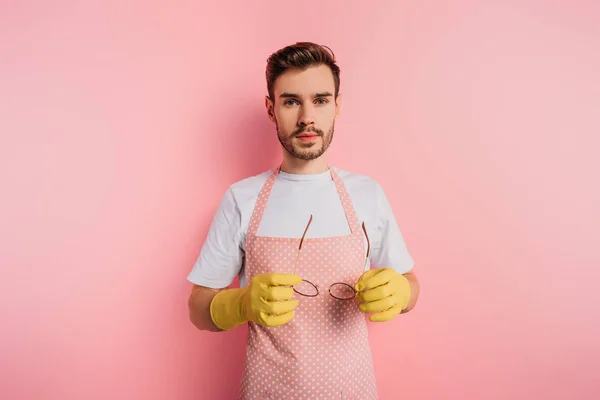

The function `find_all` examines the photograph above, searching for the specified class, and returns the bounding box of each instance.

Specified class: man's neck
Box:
[280,154,329,175]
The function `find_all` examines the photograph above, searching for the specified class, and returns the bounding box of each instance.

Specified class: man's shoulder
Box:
[226,168,274,198]
[335,166,382,193]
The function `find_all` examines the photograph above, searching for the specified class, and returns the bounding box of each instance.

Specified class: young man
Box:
[187,42,419,399]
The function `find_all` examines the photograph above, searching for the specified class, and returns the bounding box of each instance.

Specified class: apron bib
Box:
[238,166,378,400]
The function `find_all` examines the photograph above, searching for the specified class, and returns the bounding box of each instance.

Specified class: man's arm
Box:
[187,187,244,332]
[188,284,225,332]
[370,181,419,315]
[401,271,420,313]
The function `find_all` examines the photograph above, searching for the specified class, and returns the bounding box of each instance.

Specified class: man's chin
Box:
[278,135,328,161]
[295,151,325,161]
[290,144,319,157]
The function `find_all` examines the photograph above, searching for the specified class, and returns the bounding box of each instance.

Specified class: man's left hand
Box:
[355,268,411,322]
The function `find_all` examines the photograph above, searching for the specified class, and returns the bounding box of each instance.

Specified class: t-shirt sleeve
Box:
[187,187,245,288]
[369,182,415,274]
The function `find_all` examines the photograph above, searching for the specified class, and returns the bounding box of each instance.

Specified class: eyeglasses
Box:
[293,215,370,300]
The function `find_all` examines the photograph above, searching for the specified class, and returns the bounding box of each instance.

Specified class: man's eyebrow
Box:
[279,92,334,98]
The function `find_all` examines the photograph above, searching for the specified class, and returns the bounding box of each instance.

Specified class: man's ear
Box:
[335,93,342,117]
[265,96,276,123]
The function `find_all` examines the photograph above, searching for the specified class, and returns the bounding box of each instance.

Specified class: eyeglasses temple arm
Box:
[299,214,313,250]
[362,222,370,258]
[295,215,313,275]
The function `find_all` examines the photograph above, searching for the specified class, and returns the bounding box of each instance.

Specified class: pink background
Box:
[1,1,599,399]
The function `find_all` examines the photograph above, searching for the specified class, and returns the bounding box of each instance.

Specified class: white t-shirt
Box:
[187,167,414,288]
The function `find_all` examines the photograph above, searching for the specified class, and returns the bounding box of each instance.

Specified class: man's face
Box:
[266,65,340,161]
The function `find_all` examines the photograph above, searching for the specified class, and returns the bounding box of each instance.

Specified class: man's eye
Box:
[284,100,299,106]
[315,98,328,104]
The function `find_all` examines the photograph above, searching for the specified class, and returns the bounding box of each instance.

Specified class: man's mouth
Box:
[296,133,319,142]
[296,129,321,138]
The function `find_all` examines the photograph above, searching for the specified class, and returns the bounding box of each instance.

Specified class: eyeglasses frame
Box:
[292,214,371,300]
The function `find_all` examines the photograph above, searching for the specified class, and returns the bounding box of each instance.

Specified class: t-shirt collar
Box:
[277,168,333,182]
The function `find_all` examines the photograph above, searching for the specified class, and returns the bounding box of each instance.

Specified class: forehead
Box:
[273,64,335,97]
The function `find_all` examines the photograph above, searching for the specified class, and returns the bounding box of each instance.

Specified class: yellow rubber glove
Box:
[209,273,302,331]
[355,268,411,322]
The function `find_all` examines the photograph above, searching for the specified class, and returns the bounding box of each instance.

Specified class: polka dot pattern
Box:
[239,166,378,399]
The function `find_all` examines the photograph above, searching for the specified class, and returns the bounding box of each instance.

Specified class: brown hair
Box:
[266,42,341,100]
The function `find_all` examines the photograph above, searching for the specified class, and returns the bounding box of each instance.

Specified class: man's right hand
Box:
[209,273,302,330]
[241,273,302,327]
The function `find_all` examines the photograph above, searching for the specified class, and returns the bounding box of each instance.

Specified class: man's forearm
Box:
[401,271,420,313]
[188,286,223,332]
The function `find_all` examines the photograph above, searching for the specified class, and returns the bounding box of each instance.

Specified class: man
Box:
[187,42,420,399]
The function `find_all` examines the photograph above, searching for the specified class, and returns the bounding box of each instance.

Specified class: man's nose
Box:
[298,109,315,127]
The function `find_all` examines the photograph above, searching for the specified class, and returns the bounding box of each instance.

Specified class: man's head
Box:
[265,42,341,162]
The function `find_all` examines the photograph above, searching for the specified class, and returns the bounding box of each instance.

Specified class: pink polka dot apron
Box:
[239,166,378,400]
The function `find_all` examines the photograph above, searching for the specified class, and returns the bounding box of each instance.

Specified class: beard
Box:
[276,121,335,161]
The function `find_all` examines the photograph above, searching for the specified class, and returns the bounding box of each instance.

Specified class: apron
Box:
[238,166,378,400]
